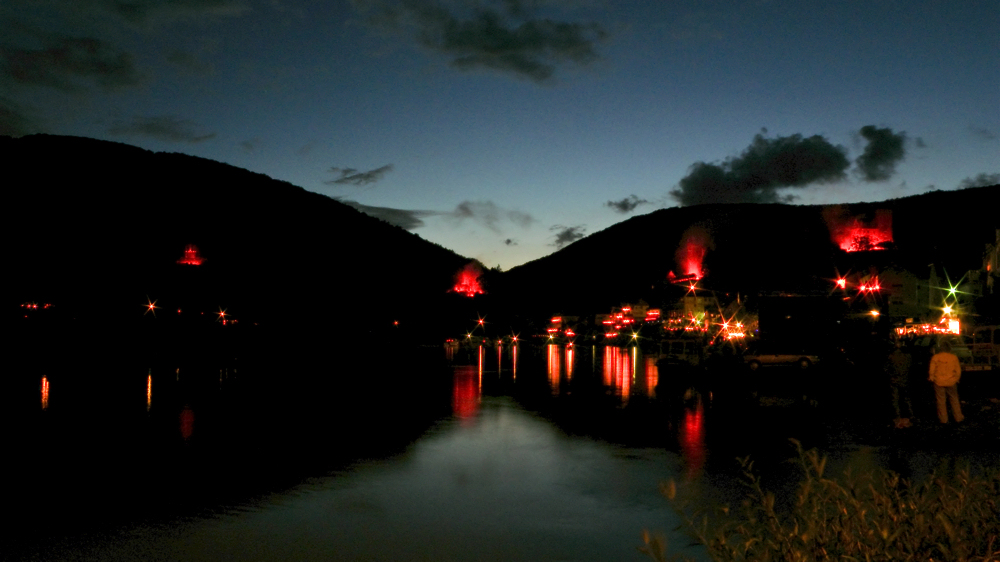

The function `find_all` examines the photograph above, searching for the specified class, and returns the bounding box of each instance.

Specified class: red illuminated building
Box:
[177,244,205,265]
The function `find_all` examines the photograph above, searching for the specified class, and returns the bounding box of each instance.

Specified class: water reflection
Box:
[40,375,49,410]
[180,405,195,440]
[678,399,706,479]
[547,344,562,394]
[146,370,152,412]
[452,365,480,422]
[643,357,659,399]
[603,346,634,403]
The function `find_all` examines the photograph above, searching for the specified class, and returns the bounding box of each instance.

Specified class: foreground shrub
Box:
[642,441,1000,562]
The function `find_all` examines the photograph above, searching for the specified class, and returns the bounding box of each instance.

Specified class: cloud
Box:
[957,172,1000,189]
[326,164,394,186]
[854,125,906,182]
[338,199,434,230]
[0,33,142,92]
[108,116,216,143]
[915,136,927,148]
[503,238,516,246]
[451,200,534,231]
[239,138,258,152]
[58,0,251,26]
[0,96,43,136]
[550,224,585,248]
[351,0,606,82]
[670,132,849,206]
[969,125,997,141]
[605,194,648,213]
[166,50,214,74]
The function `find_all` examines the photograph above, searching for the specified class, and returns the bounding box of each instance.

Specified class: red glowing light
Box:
[177,244,205,265]
[675,226,712,279]
[824,207,893,252]
[451,263,485,297]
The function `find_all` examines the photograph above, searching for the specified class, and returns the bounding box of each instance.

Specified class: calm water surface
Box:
[7,343,996,561]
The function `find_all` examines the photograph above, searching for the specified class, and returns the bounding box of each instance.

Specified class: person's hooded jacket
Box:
[929,351,961,387]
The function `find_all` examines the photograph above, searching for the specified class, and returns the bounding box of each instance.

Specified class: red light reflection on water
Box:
[146,372,152,412]
[41,376,50,410]
[679,400,706,479]
[180,406,194,440]
[547,344,562,394]
[644,357,659,398]
[603,347,633,404]
[452,365,480,423]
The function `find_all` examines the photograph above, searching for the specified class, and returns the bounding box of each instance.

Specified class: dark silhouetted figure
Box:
[928,340,964,424]
[886,342,913,428]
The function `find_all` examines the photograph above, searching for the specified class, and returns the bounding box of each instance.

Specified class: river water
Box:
[6,342,997,561]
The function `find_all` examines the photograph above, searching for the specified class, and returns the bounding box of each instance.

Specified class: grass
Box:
[641,440,1000,562]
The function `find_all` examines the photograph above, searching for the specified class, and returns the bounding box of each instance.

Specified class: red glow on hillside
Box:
[451,263,484,297]
[823,207,893,252]
[674,226,713,279]
[177,244,205,265]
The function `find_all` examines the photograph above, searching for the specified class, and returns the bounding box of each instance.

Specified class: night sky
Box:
[3,0,997,269]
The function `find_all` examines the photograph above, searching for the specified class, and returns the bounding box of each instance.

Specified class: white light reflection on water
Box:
[89,397,696,562]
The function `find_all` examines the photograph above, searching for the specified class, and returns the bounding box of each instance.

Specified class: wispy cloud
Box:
[338,199,435,230]
[605,194,648,213]
[670,132,849,206]
[550,224,585,248]
[451,200,534,232]
[351,0,607,82]
[957,172,1000,189]
[326,164,394,186]
[0,32,142,92]
[0,96,42,136]
[854,125,906,182]
[969,125,997,141]
[108,116,216,143]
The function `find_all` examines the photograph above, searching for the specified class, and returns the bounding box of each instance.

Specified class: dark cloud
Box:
[550,224,585,248]
[352,0,606,82]
[957,172,1000,189]
[503,238,516,246]
[166,50,214,74]
[326,164,394,186]
[969,125,997,141]
[605,194,648,213]
[0,96,42,136]
[0,33,142,92]
[855,125,906,182]
[915,137,927,148]
[108,116,216,143]
[452,200,534,231]
[239,138,258,152]
[670,132,849,206]
[66,0,251,26]
[338,199,434,230]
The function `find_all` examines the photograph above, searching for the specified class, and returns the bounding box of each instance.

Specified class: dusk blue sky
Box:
[3,0,997,269]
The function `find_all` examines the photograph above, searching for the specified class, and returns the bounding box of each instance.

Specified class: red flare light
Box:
[824,207,893,252]
[451,263,484,297]
[177,244,205,265]
[675,226,712,279]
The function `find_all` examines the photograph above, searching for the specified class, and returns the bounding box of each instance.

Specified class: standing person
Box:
[928,340,964,424]
[886,342,914,428]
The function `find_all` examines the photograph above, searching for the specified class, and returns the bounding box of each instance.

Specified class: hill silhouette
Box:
[6,134,997,346]
[499,185,998,322]
[4,134,477,345]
